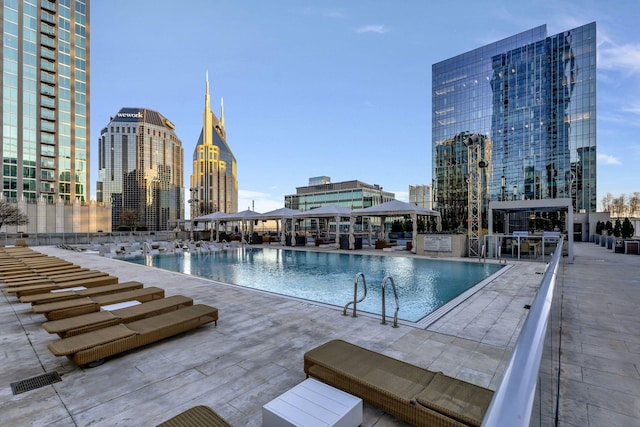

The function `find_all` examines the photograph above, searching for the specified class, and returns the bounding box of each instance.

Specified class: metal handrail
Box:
[343,272,367,317]
[482,239,563,426]
[380,275,400,328]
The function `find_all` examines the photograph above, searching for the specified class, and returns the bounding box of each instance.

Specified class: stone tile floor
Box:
[1,242,637,426]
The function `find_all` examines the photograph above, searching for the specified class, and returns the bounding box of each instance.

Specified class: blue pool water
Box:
[123,248,504,322]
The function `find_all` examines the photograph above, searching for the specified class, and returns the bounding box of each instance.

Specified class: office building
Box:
[189,73,237,216]
[409,185,432,209]
[0,0,111,233]
[285,177,394,211]
[432,23,597,231]
[1,1,89,200]
[97,108,184,231]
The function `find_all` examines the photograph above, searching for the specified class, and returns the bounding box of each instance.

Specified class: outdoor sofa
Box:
[48,304,218,366]
[304,339,494,427]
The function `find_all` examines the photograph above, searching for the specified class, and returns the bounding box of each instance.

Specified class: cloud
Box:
[597,31,640,75]
[621,103,640,116]
[323,10,345,19]
[597,153,621,165]
[355,24,390,34]
[238,189,283,213]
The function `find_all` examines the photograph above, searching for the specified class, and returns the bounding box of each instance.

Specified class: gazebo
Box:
[352,200,441,253]
[219,209,263,243]
[194,211,230,242]
[259,207,301,245]
[293,205,352,248]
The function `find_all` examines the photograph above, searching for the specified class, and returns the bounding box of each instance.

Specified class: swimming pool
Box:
[123,248,505,322]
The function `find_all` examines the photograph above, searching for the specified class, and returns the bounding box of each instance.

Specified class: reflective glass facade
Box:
[433,23,596,230]
[97,108,184,231]
[1,0,89,202]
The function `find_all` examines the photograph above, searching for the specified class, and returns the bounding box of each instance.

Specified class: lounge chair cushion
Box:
[32,297,97,314]
[305,339,435,403]
[157,405,231,427]
[414,372,493,427]
[48,324,136,356]
[305,340,493,427]
[48,304,218,365]
[42,295,194,337]
[43,311,119,334]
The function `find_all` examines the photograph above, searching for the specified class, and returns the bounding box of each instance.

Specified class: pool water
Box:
[123,248,504,322]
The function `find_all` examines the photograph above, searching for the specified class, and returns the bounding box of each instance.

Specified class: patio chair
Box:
[20,281,144,304]
[47,304,219,366]
[43,295,195,337]
[304,339,493,427]
[32,286,165,320]
[156,405,231,427]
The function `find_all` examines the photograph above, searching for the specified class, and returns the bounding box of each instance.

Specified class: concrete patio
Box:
[1,242,638,426]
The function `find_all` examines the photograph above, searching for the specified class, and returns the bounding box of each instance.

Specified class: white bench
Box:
[263,378,362,427]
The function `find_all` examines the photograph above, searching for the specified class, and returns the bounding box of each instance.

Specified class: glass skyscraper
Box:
[432,23,596,231]
[1,0,89,203]
[97,108,184,231]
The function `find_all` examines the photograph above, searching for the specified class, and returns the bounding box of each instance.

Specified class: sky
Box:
[89,0,640,216]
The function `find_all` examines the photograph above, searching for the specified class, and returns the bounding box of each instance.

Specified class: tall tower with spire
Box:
[189,73,238,216]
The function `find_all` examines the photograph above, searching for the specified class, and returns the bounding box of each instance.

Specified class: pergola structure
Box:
[352,200,441,253]
[488,198,574,263]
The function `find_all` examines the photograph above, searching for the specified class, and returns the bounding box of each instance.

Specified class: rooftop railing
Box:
[482,238,563,426]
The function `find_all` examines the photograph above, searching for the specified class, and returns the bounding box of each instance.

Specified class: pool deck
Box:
[1,242,638,426]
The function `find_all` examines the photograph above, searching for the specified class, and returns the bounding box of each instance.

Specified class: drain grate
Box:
[10,372,62,395]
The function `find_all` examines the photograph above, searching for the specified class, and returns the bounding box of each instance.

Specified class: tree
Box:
[601,192,613,213]
[613,195,627,217]
[595,221,603,235]
[120,209,139,232]
[629,192,640,217]
[605,220,613,236]
[613,219,622,238]
[621,218,635,239]
[0,199,29,230]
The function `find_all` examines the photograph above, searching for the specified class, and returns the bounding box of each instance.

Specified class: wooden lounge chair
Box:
[32,286,166,320]
[304,340,494,427]
[48,304,218,366]
[1,268,91,283]
[6,275,119,298]
[156,405,231,427]
[5,270,107,288]
[20,281,144,304]
[43,295,195,337]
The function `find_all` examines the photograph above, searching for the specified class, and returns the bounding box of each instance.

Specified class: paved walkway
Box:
[557,242,640,427]
[0,242,637,426]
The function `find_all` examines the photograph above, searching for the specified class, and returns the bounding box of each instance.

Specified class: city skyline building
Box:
[285,177,395,211]
[97,108,184,231]
[409,184,432,209]
[432,23,597,231]
[189,73,237,217]
[1,0,90,204]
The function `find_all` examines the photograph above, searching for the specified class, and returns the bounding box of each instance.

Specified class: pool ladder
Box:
[343,272,400,328]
